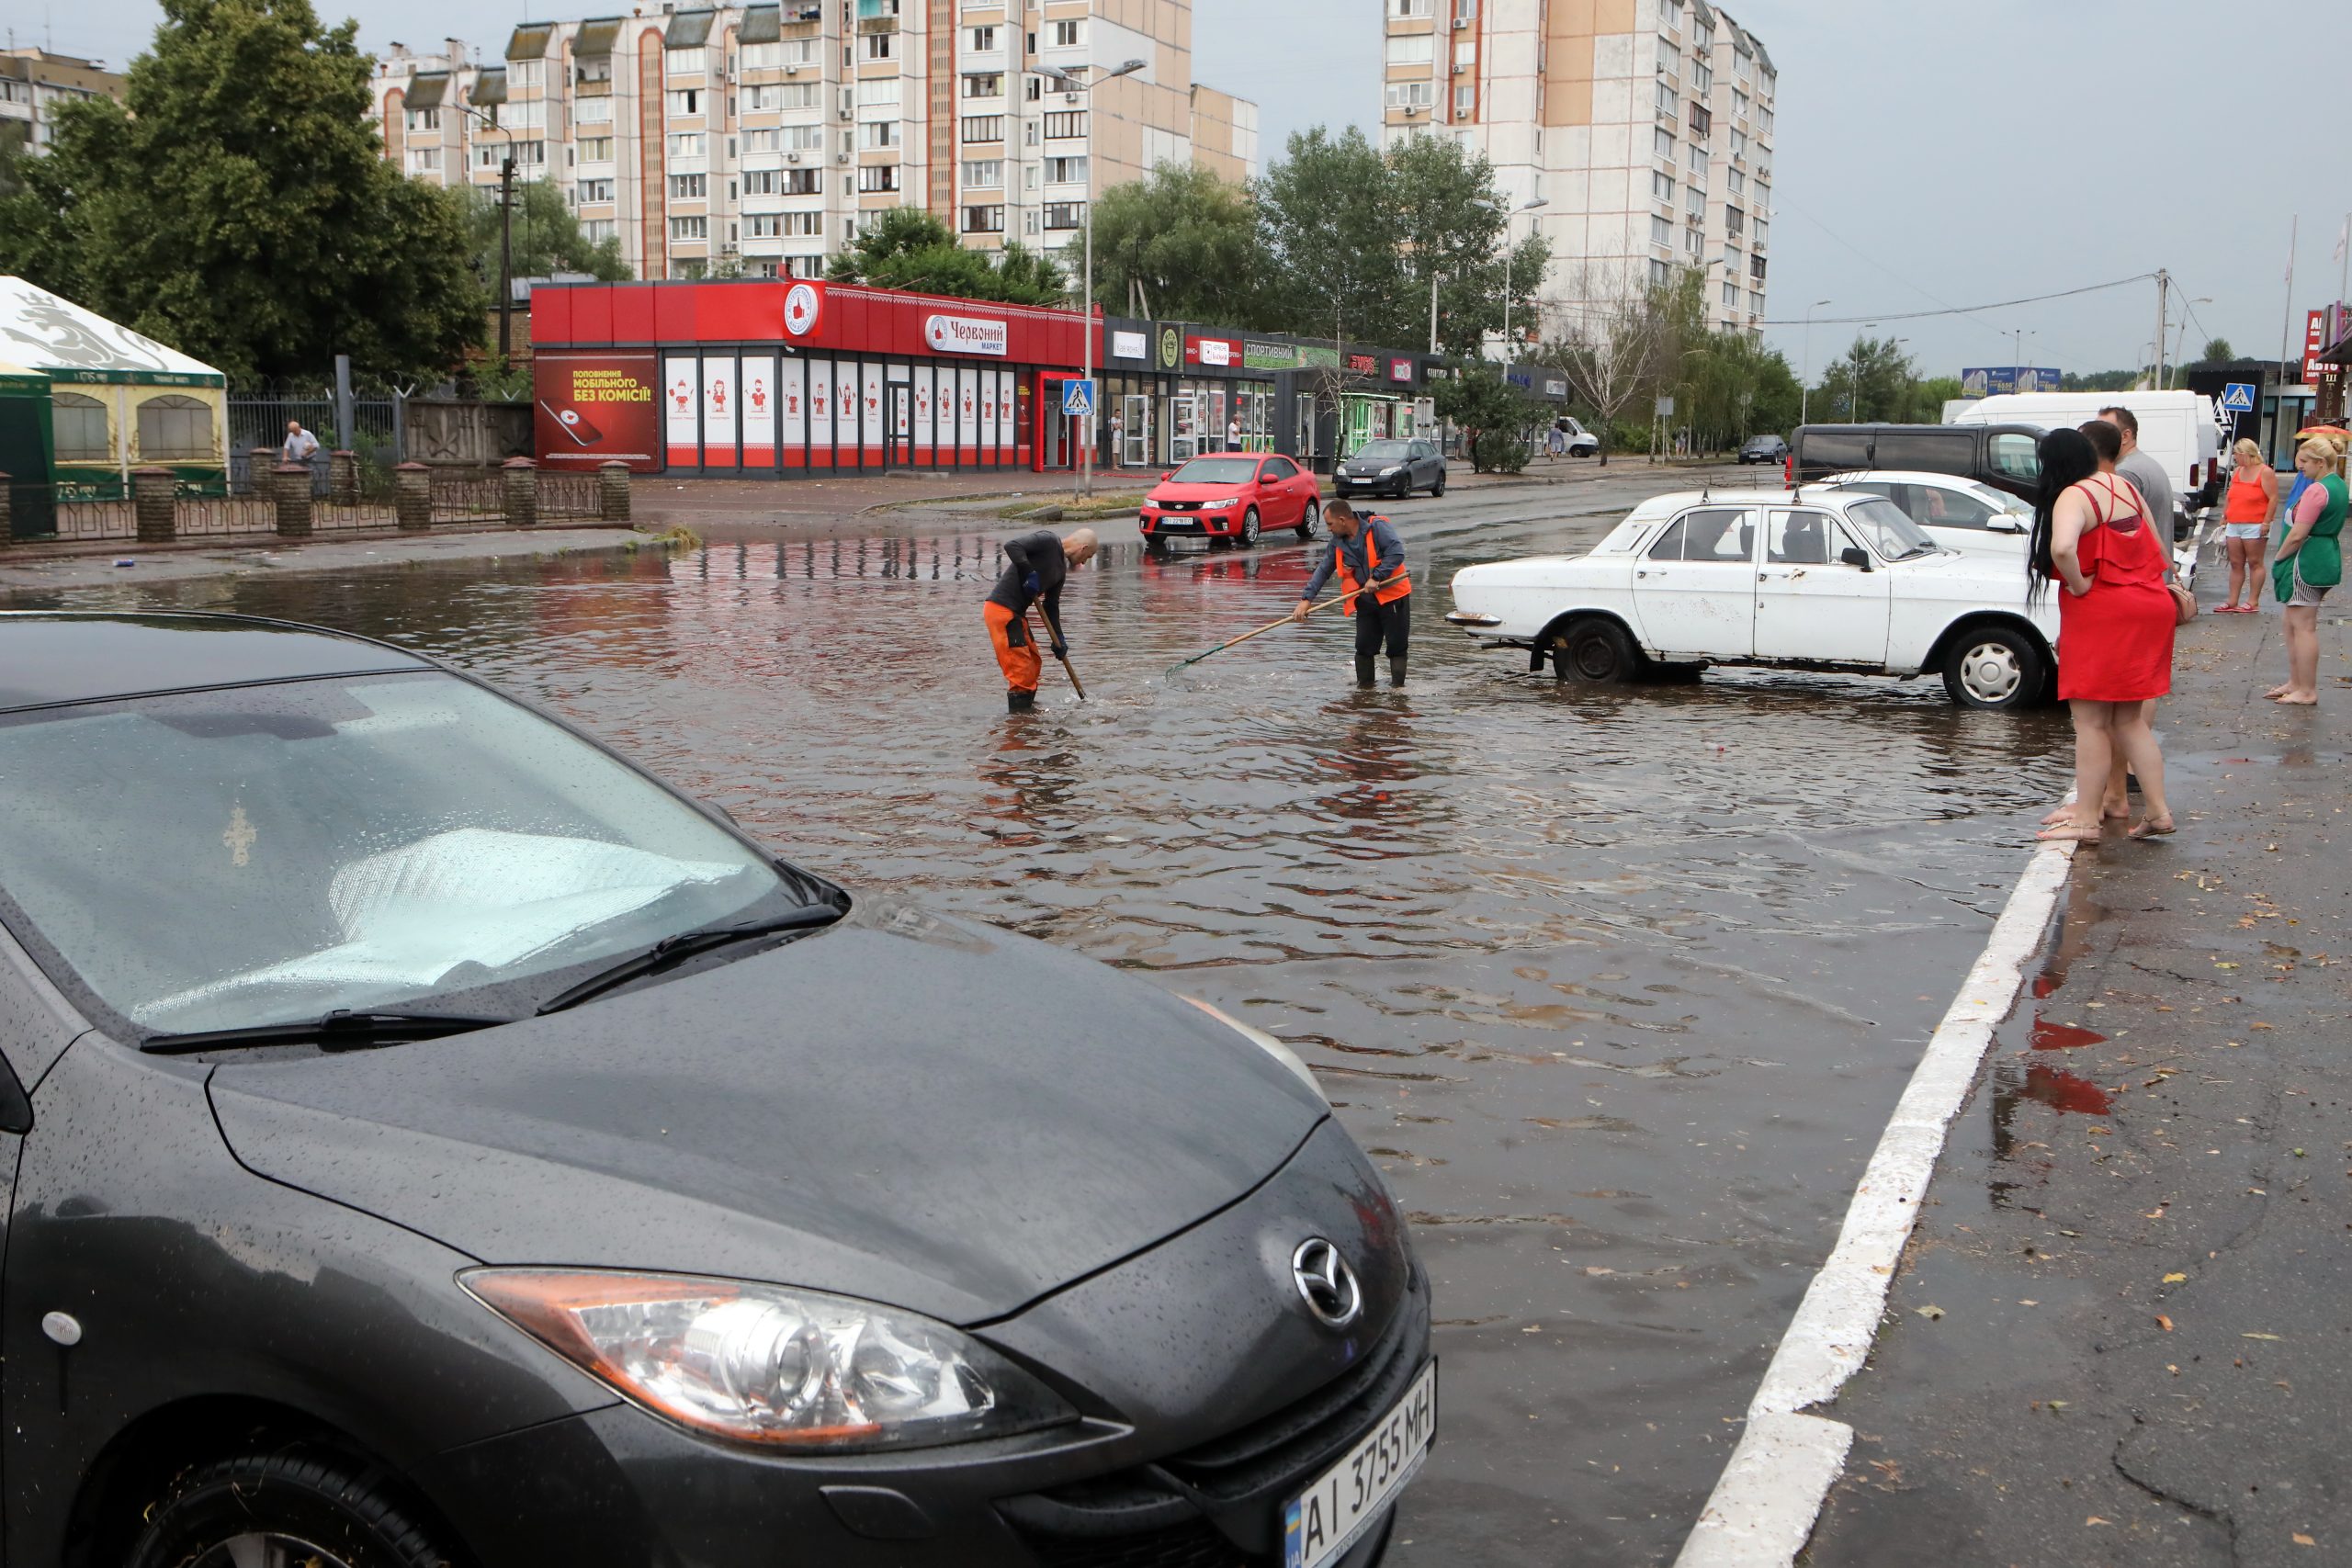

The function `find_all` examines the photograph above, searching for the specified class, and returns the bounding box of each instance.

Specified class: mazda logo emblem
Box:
[1291,1238,1363,1329]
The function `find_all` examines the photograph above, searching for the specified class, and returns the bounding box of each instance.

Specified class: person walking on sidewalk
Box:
[1293,499,1412,688]
[2031,426,2176,842]
[2265,439,2346,705]
[983,526,1098,713]
[2218,437,2278,612]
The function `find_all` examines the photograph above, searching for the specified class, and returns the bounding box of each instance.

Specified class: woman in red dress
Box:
[2030,425,2177,842]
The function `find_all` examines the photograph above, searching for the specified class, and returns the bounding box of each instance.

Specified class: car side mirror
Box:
[1839,547,1873,571]
[1160,471,1173,482]
[1988,516,2025,534]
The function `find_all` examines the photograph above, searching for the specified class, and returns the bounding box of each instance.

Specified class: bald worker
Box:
[984,526,1098,712]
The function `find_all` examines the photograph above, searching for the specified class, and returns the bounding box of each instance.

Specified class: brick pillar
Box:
[131,466,177,544]
[247,447,278,495]
[273,463,314,537]
[329,448,359,503]
[394,462,433,531]
[598,459,632,522]
[502,456,538,527]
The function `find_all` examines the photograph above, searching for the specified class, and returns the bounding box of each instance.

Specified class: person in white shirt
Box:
[281,421,321,465]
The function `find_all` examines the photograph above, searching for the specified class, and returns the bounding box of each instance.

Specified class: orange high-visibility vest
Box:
[1336,521,1411,614]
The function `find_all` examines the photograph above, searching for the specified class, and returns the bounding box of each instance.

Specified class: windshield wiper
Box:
[141,1009,513,1055]
[535,903,844,1016]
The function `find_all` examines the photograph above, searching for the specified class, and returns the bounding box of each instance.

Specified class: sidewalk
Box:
[1802,565,2351,1564]
[0,525,645,592]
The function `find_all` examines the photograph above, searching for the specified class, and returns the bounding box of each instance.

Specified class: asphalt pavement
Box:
[1801,556,2352,1566]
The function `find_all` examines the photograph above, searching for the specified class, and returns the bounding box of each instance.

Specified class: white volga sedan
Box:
[1446,489,2062,711]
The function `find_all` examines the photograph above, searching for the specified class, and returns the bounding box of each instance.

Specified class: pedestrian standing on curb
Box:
[2098,405,2177,542]
[281,420,320,467]
[982,526,1098,714]
[2218,438,2278,612]
[2264,439,2346,706]
[1227,415,1242,454]
[2031,425,2177,843]
[1108,411,1124,468]
[1293,499,1412,688]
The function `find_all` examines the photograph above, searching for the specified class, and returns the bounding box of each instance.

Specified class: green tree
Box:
[1255,127,1397,344]
[1815,335,1918,423]
[1431,365,1544,474]
[1084,161,1262,322]
[1384,131,1546,357]
[2197,336,2235,365]
[0,0,483,381]
[460,177,629,289]
[2059,368,2143,393]
[827,206,1068,304]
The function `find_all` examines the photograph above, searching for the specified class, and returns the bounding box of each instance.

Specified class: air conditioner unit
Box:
[837,107,853,119]
[1454,107,1470,120]
[1063,90,1079,103]
[1452,62,1467,73]
[835,151,849,163]
[786,62,799,73]
[1452,16,1468,27]
[786,150,802,163]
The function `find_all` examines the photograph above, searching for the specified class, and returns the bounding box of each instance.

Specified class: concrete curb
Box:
[1673,829,2080,1566]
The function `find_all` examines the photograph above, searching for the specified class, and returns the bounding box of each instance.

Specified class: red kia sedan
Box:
[1138,455,1323,547]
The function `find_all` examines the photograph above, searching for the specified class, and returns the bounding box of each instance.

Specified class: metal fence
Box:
[540,471,602,521]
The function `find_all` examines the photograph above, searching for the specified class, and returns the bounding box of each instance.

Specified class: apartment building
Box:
[0,49,127,152]
[374,3,1259,285]
[1378,0,1775,343]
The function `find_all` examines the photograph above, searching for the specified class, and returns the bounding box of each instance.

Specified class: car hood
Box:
[1149,481,1247,502]
[1340,457,1408,472]
[207,897,1325,1326]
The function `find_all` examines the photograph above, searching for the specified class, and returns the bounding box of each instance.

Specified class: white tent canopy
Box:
[0,276,224,385]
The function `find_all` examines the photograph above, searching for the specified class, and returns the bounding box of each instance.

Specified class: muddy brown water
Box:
[11,483,2075,1565]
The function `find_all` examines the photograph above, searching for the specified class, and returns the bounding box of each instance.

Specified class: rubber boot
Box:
[1007,688,1036,714]
[1389,655,1408,689]
[1354,655,1377,689]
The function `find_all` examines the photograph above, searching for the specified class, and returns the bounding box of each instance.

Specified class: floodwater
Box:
[12,480,2076,1565]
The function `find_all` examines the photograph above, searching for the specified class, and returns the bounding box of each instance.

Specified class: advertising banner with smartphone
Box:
[534,352,662,471]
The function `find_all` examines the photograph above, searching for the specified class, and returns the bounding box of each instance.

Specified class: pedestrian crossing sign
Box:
[2222,382,2256,413]
[1061,379,1095,418]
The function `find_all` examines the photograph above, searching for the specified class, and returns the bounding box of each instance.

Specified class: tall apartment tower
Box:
[1379,0,1774,344]
[375,3,1259,285]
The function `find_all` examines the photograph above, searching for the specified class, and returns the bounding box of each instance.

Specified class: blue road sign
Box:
[1060,378,1095,418]
[2222,382,2256,413]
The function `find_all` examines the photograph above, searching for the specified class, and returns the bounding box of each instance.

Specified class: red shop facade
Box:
[528,279,1102,477]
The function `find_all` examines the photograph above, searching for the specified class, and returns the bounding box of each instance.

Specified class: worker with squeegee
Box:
[1293,499,1413,688]
[984,526,1097,712]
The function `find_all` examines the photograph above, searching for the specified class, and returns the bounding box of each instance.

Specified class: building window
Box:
[1654,127,1674,159]
[672,216,710,241]
[1385,34,1434,65]
[969,25,998,51]
[1732,88,1749,119]
[1688,100,1711,135]
[961,157,1003,186]
[671,172,707,199]
[51,392,109,462]
[963,204,1004,233]
[1657,40,1679,77]
[962,114,1003,142]
[575,96,614,124]
[404,146,442,175]
[1724,204,1743,236]
[1652,170,1674,200]
[1656,80,1675,115]
[1453,84,1473,118]
[404,107,440,132]
[1749,253,1767,281]
[859,119,900,149]
[579,136,615,163]
[1050,18,1081,47]
[1684,224,1701,256]
[1024,164,1038,190]
[746,213,785,238]
[857,164,899,192]
[1686,186,1703,219]
[1748,290,1765,315]
[1752,218,1768,247]
[666,47,707,76]
[1042,109,1086,139]
[1759,107,1774,135]
[577,219,616,245]
[1735,49,1752,83]
[1024,209,1040,235]
[963,72,1003,97]
[512,141,547,167]
[1687,143,1707,175]
[667,132,706,160]
[1396,0,1431,14]
[1649,258,1673,287]
[1693,60,1712,93]
[858,78,902,106]
[864,31,895,58]
[780,210,824,236]
[741,41,780,69]
[666,87,703,117]
[576,177,615,203]
[785,254,826,278]
[1385,80,1433,109]
[1722,280,1738,308]
[1044,154,1087,185]
[137,395,214,460]
[1044,201,1084,230]
[1650,215,1671,248]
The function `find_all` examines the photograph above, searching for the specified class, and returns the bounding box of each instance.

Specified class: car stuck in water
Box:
[1446,489,2064,710]
[0,612,1432,1568]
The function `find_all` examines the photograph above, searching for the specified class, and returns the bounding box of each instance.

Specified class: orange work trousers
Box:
[984,602,1041,694]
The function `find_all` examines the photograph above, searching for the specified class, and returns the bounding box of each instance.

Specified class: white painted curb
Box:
[1672,832,2078,1567]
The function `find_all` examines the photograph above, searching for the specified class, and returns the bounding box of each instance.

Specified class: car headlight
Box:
[1201,497,1238,509]
[1180,996,1324,1100]
[463,1269,1075,1451]
[1378,465,1401,476]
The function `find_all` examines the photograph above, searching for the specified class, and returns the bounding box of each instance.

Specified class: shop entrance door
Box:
[1170,394,1200,462]
[1122,394,1152,468]
[884,383,912,468]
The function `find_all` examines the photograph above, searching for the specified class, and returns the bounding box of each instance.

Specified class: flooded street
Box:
[12,472,2075,1565]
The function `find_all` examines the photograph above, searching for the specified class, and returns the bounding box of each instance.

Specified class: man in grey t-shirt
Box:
[2099,405,2176,537]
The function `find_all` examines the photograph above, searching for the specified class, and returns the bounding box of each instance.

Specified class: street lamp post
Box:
[1799,298,1830,425]
[1470,195,1549,364]
[451,101,517,366]
[1038,59,1146,497]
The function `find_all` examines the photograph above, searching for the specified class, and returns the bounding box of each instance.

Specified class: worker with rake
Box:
[1294,500,1413,688]
[984,526,1097,712]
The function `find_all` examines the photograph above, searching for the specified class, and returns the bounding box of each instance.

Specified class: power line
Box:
[1758,272,2156,329]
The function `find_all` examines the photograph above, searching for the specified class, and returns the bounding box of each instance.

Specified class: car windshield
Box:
[0,671,817,1035]
[1846,498,1942,560]
[1169,458,1258,484]
[1352,441,1409,462]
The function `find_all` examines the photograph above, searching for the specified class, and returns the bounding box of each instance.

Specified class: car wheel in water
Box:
[1297,500,1321,538]
[1550,617,1644,683]
[126,1450,453,1568]
[1430,471,1445,497]
[1941,626,2043,711]
[1239,507,1261,547]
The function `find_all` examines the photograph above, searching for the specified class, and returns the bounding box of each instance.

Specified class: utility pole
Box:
[497,150,516,365]
[2281,216,2300,380]
[1471,195,1549,364]
[1429,269,1440,355]
[2153,267,2168,391]
[1800,298,1829,424]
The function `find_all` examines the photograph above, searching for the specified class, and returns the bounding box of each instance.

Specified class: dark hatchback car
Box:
[0,613,1432,1568]
[1736,434,1788,465]
[1333,440,1445,500]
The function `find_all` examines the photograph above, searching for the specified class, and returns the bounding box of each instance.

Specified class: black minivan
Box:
[1790,422,2045,502]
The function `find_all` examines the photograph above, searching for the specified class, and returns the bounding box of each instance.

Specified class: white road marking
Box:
[1672,829,2079,1567]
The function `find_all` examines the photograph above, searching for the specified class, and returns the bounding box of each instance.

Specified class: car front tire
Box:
[1941,626,2043,711]
[1551,617,1645,683]
[1239,506,1261,547]
[1297,500,1321,538]
[1430,470,1446,497]
[126,1449,454,1568]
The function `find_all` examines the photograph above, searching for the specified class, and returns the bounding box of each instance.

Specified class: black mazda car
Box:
[0,613,1432,1568]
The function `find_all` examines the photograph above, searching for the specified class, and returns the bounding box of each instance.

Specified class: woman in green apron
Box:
[2268,438,2346,705]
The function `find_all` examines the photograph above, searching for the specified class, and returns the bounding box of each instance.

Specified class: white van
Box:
[1948,390,2222,525]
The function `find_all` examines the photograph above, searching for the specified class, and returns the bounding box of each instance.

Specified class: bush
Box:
[1472,426,1530,474]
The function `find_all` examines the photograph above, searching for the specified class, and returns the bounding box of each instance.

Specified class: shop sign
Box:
[1298,344,1340,368]
[1189,334,1243,367]
[1544,376,1568,398]
[535,351,661,471]
[925,312,1009,356]
[1157,325,1182,370]
[1112,329,1148,361]
[1387,357,1415,383]
[2302,307,2341,384]
[783,281,824,338]
[1243,340,1302,370]
[1348,353,1378,375]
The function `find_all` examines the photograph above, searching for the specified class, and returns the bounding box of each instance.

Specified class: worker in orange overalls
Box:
[983,526,1098,712]
[1292,499,1412,687]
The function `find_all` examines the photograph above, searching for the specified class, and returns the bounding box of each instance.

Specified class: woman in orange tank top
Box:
[2219,437,2278,611]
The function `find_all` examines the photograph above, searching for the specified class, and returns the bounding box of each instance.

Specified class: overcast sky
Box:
[24,0,2336,381]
